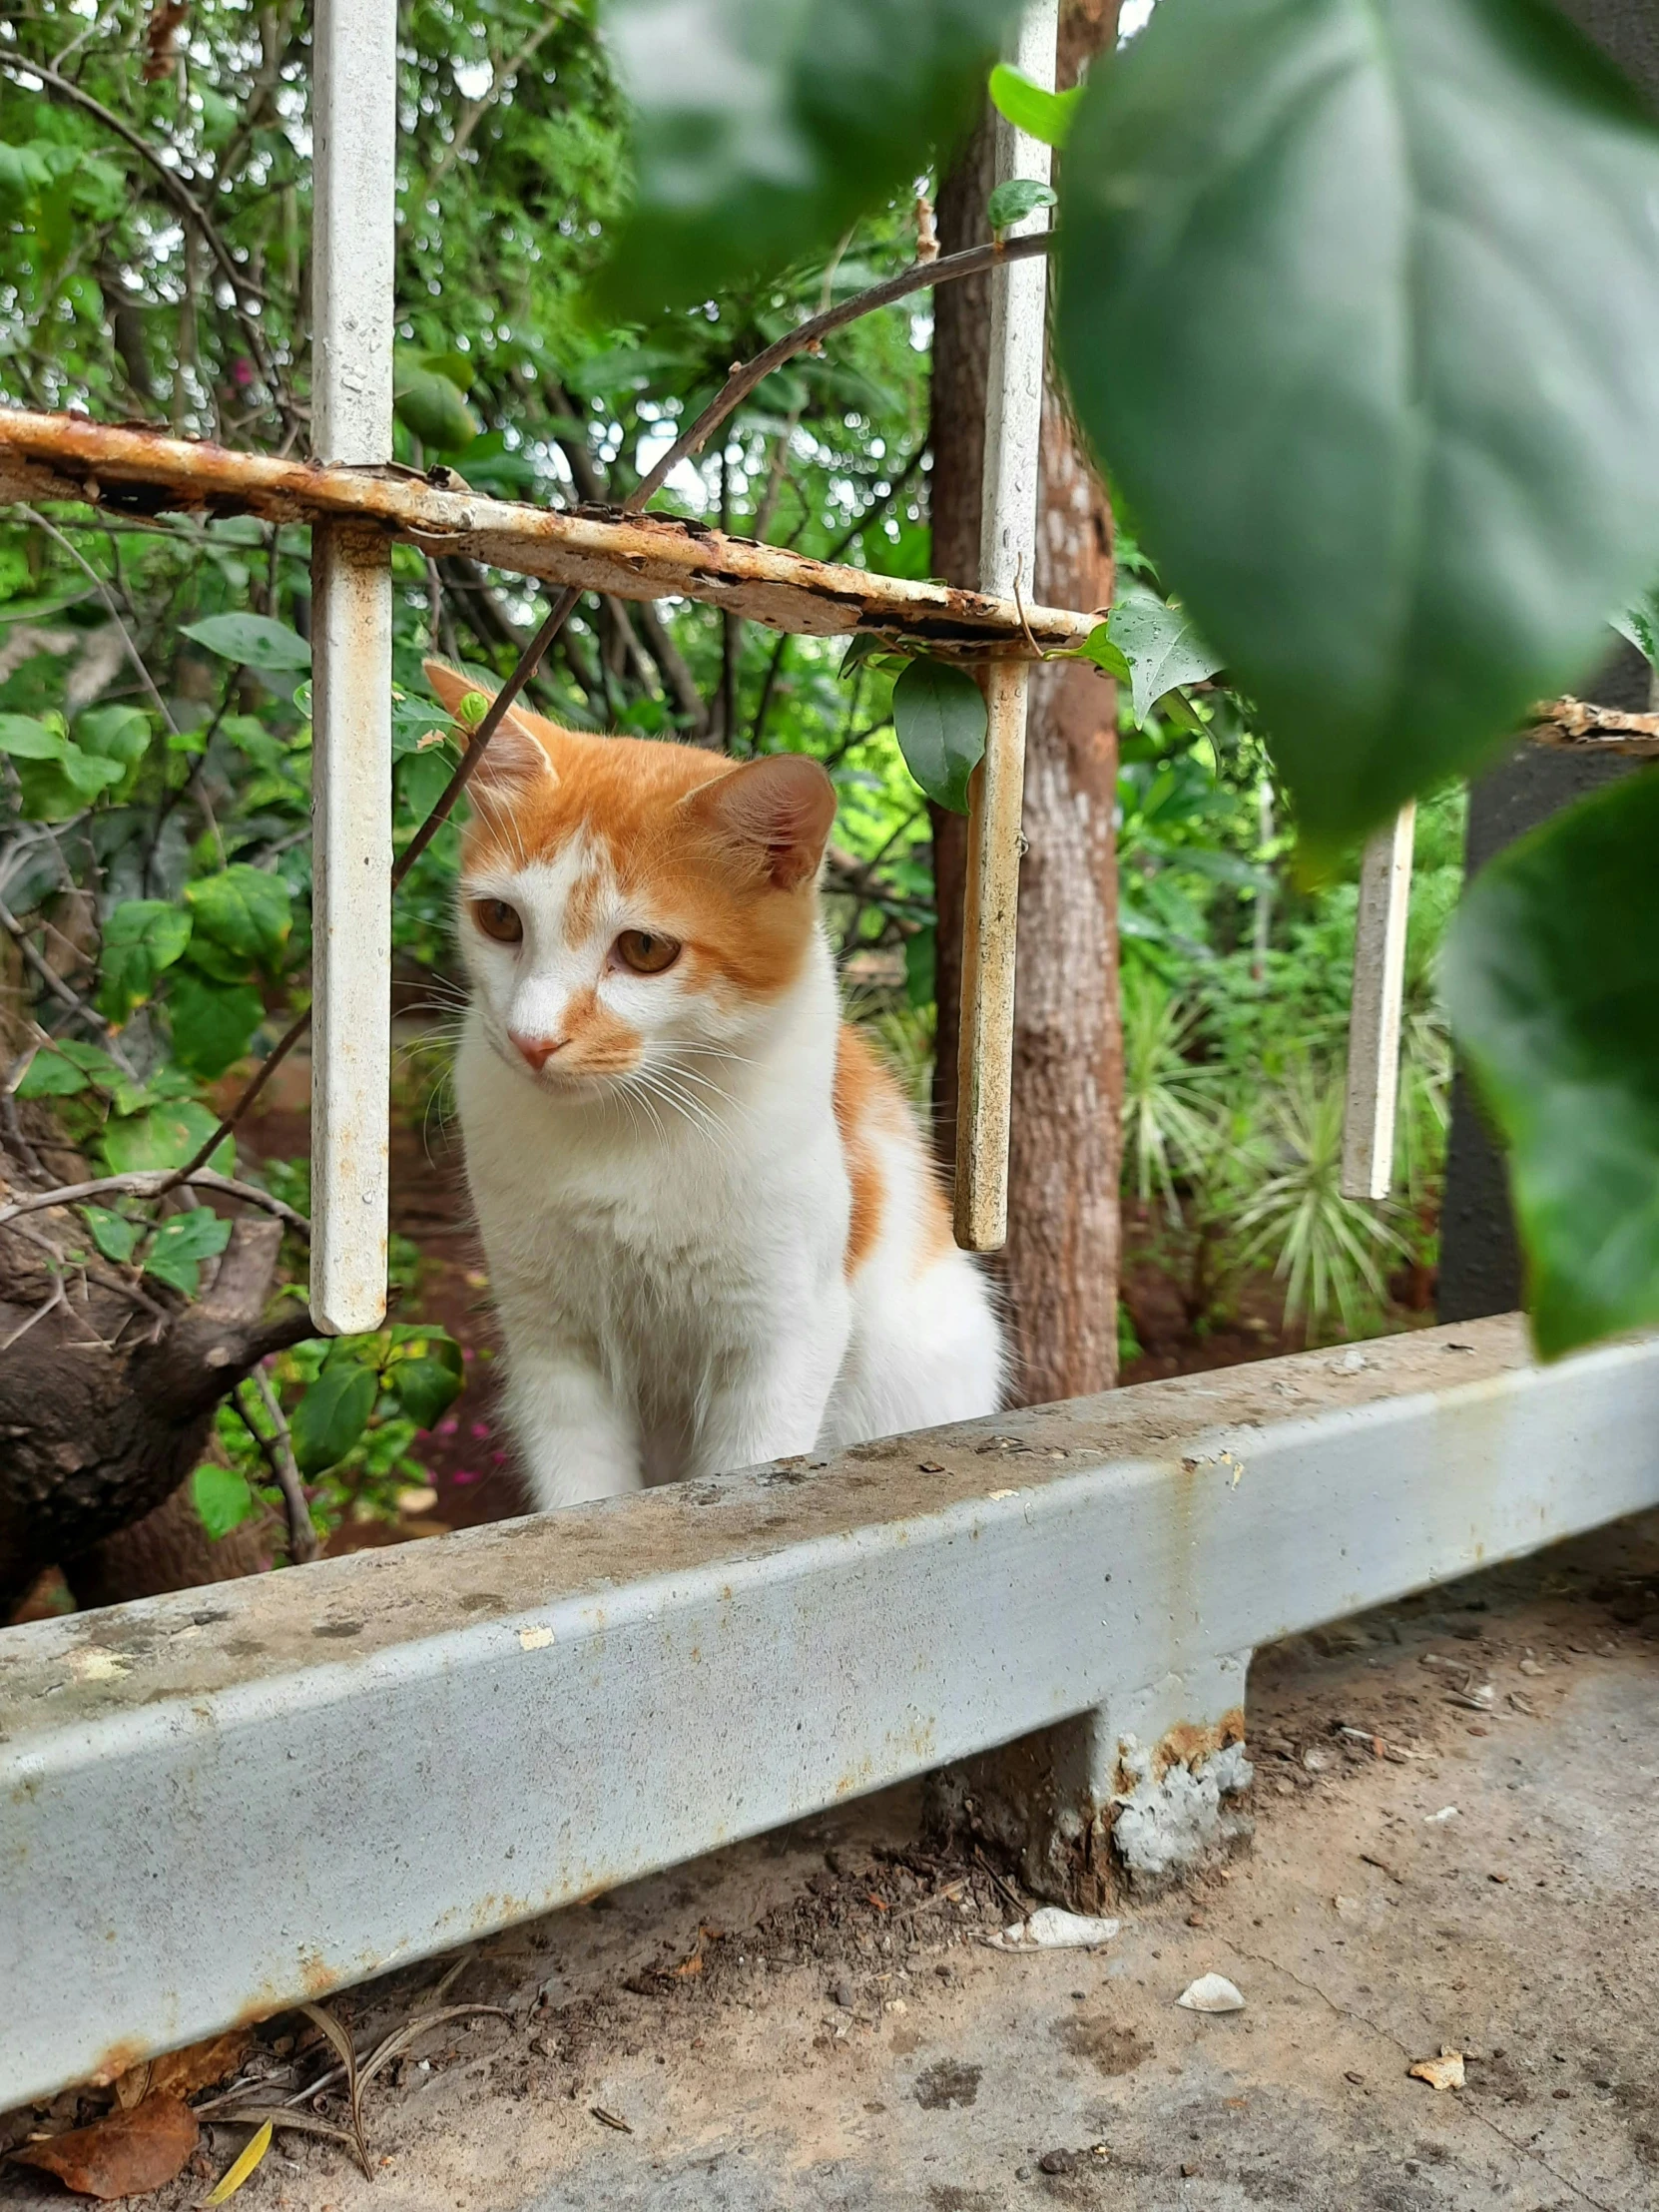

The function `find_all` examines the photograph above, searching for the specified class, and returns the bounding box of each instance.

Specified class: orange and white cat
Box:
[425,660,1004,1508]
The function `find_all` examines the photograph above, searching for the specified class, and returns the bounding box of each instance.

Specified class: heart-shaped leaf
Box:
[185,863,291,965]
[598,0,1020,315]
[1056,0,1659,848]
[986,178,1057,232]
[1443,769,1659,1358]
[289,1363,378,1476]
[891,657,987,814]
[143,1206,233,1297]
[1106,595,1223,726]
[98,899,193,1024]
[181,613,311,673]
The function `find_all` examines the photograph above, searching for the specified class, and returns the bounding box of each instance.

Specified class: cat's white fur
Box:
[457,867,1005,1506]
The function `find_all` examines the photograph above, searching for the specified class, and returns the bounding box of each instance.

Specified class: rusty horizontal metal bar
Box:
[0,407,1098,657]
[4,1315,1658,2105]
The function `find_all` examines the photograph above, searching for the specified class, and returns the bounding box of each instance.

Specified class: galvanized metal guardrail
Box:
[4,1314,1658,2106]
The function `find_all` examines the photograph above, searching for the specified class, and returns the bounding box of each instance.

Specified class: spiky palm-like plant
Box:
[1235,1064,1404,1342]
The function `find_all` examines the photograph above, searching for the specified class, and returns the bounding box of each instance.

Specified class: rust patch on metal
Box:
[0,408,1094,660]
[85,2038,151,2088]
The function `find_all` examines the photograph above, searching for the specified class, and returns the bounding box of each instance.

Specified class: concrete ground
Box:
[6,1512,1657,2211]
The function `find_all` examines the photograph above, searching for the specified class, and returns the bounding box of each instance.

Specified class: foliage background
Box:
[0,0,1447,1555]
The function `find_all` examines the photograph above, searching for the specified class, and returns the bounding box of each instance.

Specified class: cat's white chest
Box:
[457,1015,848,1433]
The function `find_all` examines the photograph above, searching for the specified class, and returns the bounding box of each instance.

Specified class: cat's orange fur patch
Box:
[427,661,821,1003]
[832,1025,888,1278]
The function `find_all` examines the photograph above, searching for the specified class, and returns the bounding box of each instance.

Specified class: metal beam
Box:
[954,0,1057,1252]
[4,1316,1658,2104]
[307,0,396,1332]
[1341,804,1414,1201]
[0,408,1096,661]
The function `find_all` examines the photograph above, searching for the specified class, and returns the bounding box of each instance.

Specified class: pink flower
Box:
[452,1468,480,1485]
[471,1420,491,1439]
[436,1415,459,1437]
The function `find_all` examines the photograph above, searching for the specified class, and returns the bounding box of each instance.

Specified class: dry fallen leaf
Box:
[1407,2047,1465,2091]
[115,2031,251,2111]
[203,2119,273,2205]
[11,2095,200,2198]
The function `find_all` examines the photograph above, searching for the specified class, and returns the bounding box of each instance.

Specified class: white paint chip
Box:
[987,1909,1121,1951]
[1177,1973,1245,2013]
[1424,1805,1460,1823]
[518,1626,554,1651]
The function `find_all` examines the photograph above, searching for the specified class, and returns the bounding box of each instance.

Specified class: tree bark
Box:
[928,0,1123,1406]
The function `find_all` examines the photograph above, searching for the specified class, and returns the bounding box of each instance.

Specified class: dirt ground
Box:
[6,1512,1655,2212]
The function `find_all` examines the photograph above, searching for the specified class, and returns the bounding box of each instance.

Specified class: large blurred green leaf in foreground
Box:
[1057,0,1659,850]
[598,0,1017,315]
[1443,771,1659,1358]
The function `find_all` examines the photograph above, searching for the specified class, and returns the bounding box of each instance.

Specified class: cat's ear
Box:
[421,658,559,788]
[685,755,837,890]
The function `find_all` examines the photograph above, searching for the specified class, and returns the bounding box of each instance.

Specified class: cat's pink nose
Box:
[510,1030,566,1071]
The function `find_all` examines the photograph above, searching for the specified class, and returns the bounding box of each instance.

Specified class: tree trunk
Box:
[0,965,311,1618]
[928,0,1123,1406]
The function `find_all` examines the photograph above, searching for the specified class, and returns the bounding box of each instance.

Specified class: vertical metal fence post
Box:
[309,0,396,1331]
[954,0,1058,1252]
[1341,804,1415,1201]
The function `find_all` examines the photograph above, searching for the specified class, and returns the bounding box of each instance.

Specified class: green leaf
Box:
[192,1460,259,1542]
[986,178,1056,232]
[186,863,291,964]
[289,1363,378,1476]
[388,1348,464,1430]
[1106,595,1223,726]
[82,1206,139,1265]
[393,365,480,451]
[987,63,1081,148]
[0,712,65,761]
[1055,0,1659,848]
[143,1205,233,1297]
[101,1099,233,1176]
[1077,623,1131,683]
[15,1039,125,1099]
[890,657,987,814]
[598,0,1020,315]
[97,899,193,1023]
[75,704,150,770]
[1610,588,1659,672]
[168,970,265,1078]
[1442,771,1659,1359]
[180,613,311,673]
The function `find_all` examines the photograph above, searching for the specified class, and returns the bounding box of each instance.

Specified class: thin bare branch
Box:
[629,233,1050,510]
[0,901,139,1077]
[18,505,178,733]
[2,57,294,429]
[0,1168,310,1236]
[246,1367,319,1563]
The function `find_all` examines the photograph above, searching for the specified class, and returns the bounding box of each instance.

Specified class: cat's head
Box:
[426,660,838,1096]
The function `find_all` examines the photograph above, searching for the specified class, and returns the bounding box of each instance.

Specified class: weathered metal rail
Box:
[4,1314,1657,2107]
[0,406,1097,658]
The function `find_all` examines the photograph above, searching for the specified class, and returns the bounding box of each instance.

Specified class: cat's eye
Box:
[471,897,523,945]
[615,928,680,975]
